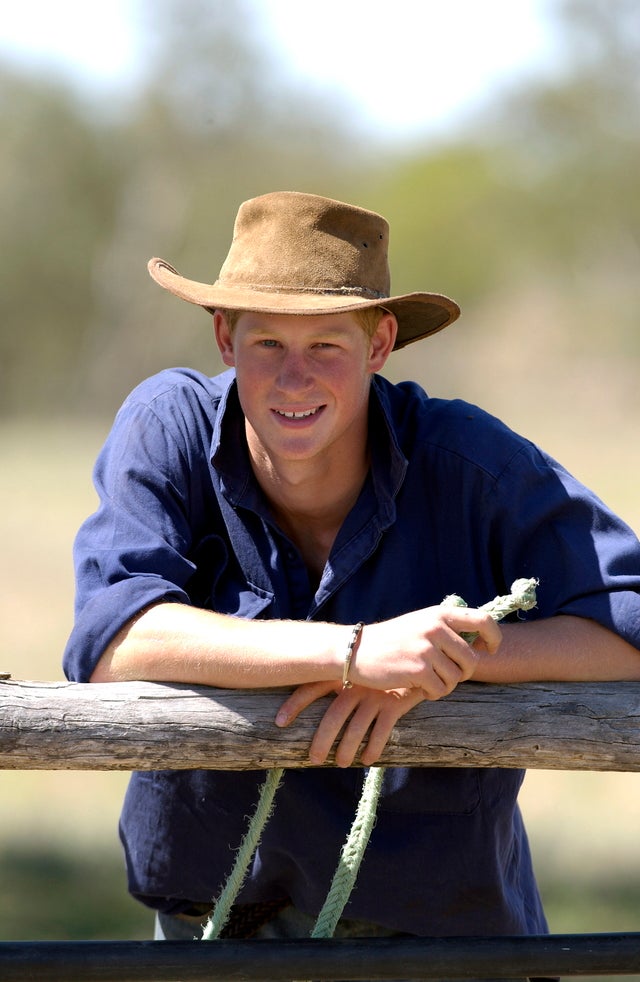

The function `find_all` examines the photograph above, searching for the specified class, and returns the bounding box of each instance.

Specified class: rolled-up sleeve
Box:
[63,387,207,682]
[487,441,640,651]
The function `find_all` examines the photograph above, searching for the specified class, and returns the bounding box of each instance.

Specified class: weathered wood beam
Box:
[1,679,639,772]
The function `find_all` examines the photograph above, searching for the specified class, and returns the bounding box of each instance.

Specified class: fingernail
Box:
[275,711,288,727]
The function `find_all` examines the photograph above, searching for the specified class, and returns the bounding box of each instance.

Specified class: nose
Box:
[275,349,313,392]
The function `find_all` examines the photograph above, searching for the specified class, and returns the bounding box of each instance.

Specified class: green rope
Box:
[202,577,538,941]
[309,577,538,936]
[311,765,385,938]
[442,577,539,643]
[202,766,284,940]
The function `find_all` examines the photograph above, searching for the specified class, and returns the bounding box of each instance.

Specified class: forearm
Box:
[90,602,347,686]
[91,599,503,690]
[473,615,640,684]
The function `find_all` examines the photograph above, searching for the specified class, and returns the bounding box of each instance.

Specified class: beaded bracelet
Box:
[342,622,364,689]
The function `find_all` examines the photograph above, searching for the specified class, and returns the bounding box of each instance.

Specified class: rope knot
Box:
[443,577,538,644]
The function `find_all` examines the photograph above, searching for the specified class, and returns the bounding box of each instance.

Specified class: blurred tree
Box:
[0,7,374,412]
[476,0,640,354]
[0,1,366,415]
[365,0,640,403]
[0,69,123,414]
[1,0,639,416]
[362,148,518,304]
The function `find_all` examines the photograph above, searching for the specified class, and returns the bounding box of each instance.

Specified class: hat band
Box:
[217,280,388,300]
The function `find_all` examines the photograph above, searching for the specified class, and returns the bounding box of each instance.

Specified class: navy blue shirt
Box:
[64,368,640,935]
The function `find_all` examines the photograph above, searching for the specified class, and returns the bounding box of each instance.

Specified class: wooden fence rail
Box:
[1,678,639,771]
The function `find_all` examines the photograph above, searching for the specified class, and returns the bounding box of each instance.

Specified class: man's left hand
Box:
[275,681,425,767]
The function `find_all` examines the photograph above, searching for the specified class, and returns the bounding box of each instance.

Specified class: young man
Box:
[64,191,640,946]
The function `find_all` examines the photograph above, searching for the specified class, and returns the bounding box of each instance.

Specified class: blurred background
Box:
[1,0,639,967]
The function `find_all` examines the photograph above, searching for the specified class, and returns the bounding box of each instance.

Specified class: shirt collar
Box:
[369,374,408,518]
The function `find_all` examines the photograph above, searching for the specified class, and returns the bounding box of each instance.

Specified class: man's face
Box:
[214,310,395,475]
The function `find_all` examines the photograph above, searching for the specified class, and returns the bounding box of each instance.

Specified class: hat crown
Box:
[216,191,391,300]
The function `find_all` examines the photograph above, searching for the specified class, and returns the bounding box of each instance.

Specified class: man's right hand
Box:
[348,605,501,694]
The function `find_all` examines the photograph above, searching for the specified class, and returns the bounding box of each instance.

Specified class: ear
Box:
[368,312,397,372]
[213,310,235,367]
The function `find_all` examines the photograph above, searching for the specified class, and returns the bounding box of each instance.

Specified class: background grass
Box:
[1,416,639,982]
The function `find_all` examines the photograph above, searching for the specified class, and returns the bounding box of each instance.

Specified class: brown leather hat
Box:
[148,191,460,349]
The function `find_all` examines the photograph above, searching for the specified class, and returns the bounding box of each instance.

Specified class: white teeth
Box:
[276,408,319,418]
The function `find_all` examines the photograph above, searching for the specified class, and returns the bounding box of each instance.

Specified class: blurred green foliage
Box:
[0,846,149,941]
[1,0,639,417]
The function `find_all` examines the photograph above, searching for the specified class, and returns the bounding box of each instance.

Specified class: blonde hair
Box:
[218,306,387,338]
[217,308,242,331]
[350,305,387,338]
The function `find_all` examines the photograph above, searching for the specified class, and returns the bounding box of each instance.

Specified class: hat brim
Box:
[148,258,460,350]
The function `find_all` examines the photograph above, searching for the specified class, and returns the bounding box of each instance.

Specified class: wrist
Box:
[342,622,365,688]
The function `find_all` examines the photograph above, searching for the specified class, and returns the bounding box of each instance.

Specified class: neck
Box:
[248,442,370,581]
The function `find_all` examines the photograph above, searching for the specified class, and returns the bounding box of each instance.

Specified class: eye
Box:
[259,338,280,348]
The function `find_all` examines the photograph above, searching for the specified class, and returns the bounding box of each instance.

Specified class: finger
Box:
[416,635,480,698]
[435,616,501,671]
[444,609,502,654]
[334,687,424,766]
[431,648,467,688]
[308,692,360,765]
[424,614,501,695]
[360,689,425,765]
[420,660,463,700]
[477,619,502,655]
[359,715,396,766]
[275,680,337,727]
[333,704,379,768]
[470,612,502,654]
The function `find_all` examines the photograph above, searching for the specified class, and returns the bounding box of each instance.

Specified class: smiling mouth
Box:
[273,407,321,419]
